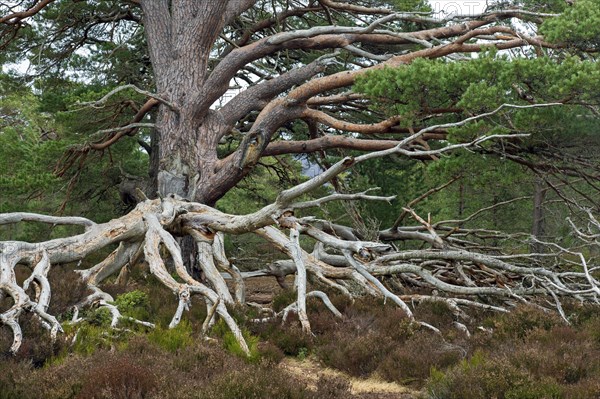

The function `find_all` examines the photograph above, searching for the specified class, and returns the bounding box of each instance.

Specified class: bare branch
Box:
[0,212,95,229]
[287,223,311,333]
[74,84,178,112]
[318,0,394,15]
[91,123,155,137]
[262,136,402,157]
[392,176,461,229]
[267,13,401,45]
[343,250,414,319]
[291,189,395,210]
[403,208,445,249]
[436,196,533,228]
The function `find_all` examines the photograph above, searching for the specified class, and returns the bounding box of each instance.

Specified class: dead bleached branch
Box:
[2,104,598,355]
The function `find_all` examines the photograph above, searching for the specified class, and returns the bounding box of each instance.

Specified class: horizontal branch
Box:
[285,32,553,105]
[306,92,365,106]
[303,108,402,134]
[375,249,558,279]
[391,103,564,153]
[197,15,504,116]
[291,189,395,210]
[267,13,401,45]
[0,213,95,228]
[75,84,178,112]
[0,0,55,24]
[344,44,393,61]
[219,53,335,129]
[92,123,155,136]
[87,99,159,151]
[262,136,401,156]
[318,0,394,15]
[392,176,461,229]
[435,196,532,227]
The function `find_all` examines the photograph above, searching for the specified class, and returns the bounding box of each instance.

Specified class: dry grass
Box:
[281,357,419,397]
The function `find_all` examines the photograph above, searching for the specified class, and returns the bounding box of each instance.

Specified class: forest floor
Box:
[244,275,422,398]
[3,268,600,398]
[244,275,290,304]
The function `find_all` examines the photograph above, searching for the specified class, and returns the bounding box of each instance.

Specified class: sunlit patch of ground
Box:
[282,357,421,398]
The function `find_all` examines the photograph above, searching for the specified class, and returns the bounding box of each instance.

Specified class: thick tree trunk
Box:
[155,111,239,204]
[142,1,238,204]
[141,1,257,289]
[147,127,160,199]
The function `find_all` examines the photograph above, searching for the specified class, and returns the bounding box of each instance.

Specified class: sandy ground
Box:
[281,357,421,398]
[243,275,295,303]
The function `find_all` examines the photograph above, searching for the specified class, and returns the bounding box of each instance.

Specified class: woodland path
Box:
[282,357,419,398]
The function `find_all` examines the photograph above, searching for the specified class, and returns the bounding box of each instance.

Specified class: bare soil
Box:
[282,357,421,398]
[244,275,295,303]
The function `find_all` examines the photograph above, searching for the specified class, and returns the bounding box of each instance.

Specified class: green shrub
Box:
[212,319,260,361]
[272,289,297,312]
[70,324,120,355]
[148,320,193,352]
[506,380,563,399]
[88,307,112,327]
[377,331,463,386]
[492,305,561,340]
[224,328,260,361]
[427,351,562,399]
[113,290,149,319]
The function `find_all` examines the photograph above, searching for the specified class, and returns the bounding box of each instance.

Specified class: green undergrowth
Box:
[148,321,194,353]
[245,296,600,397]
[2,271,600,399]
[0,334,356,399]
[212,318,261,361]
